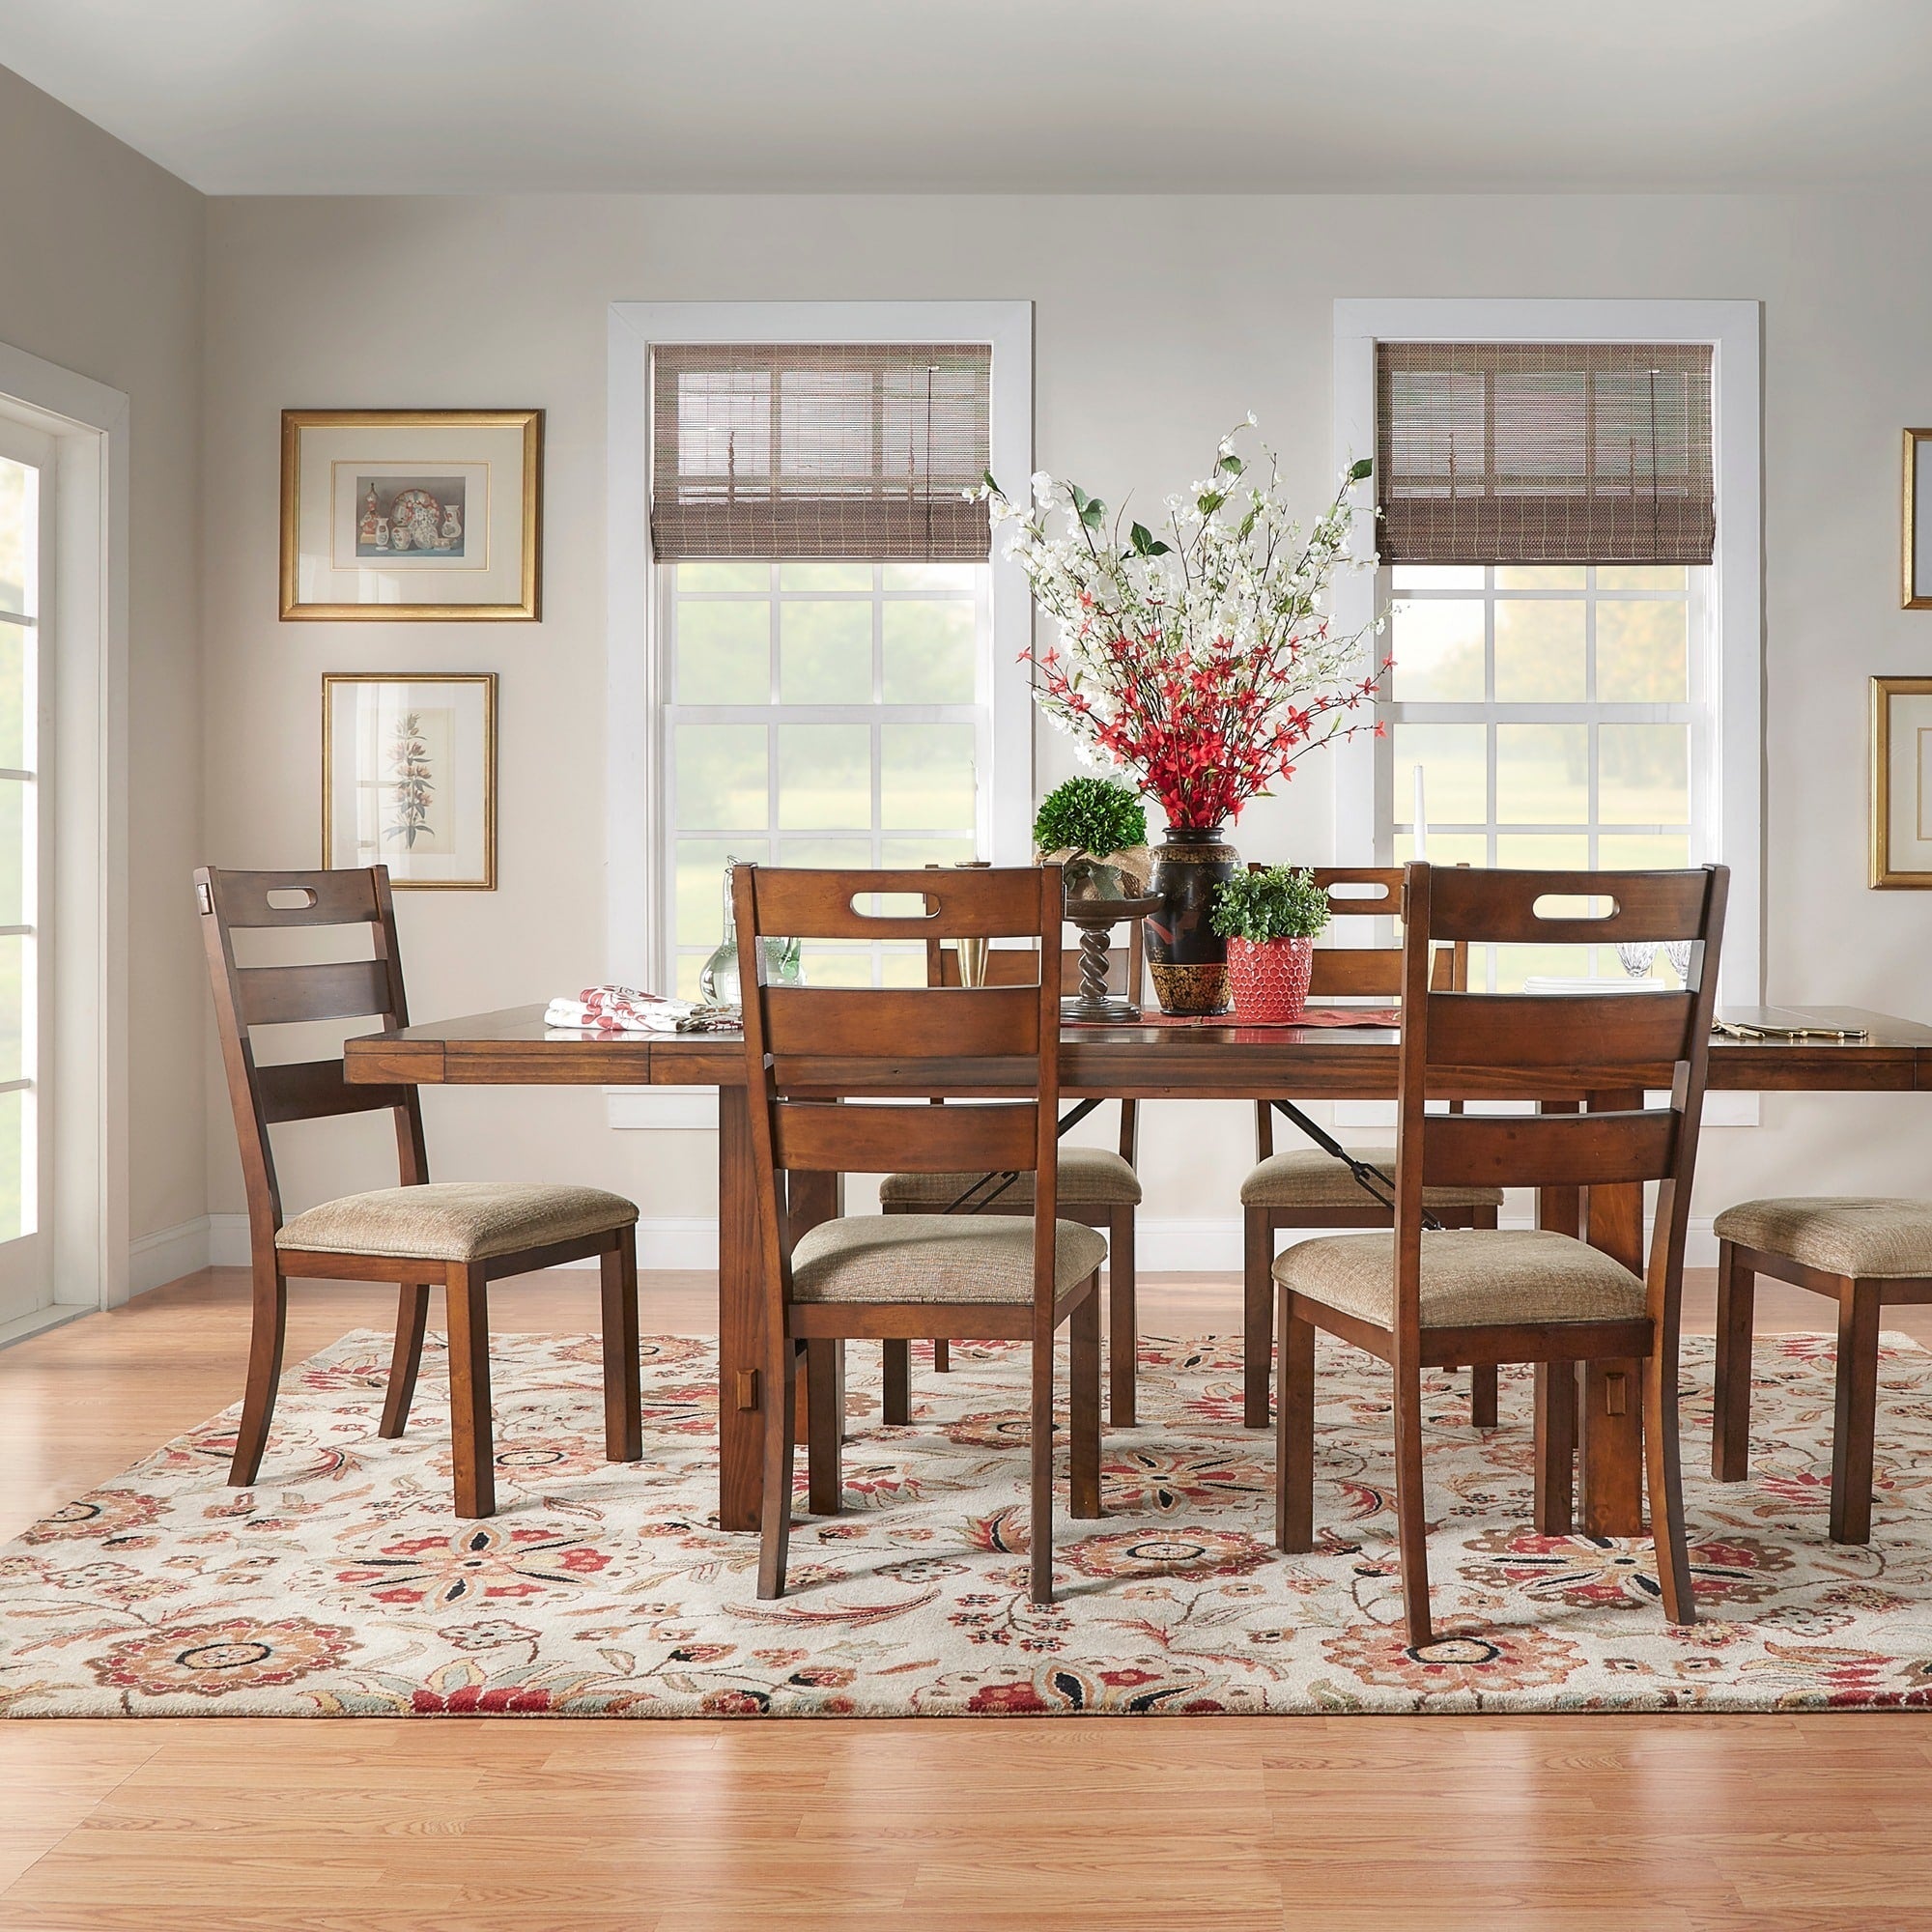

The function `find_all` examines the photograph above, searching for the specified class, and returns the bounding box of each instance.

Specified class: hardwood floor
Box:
[2,1264,1930,1930]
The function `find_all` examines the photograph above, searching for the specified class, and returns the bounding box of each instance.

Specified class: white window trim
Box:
[606,299,1034,1129]
[0,338,130,1324]
[1330,297,1762,1130]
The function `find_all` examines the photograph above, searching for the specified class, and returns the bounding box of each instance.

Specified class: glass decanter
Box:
[697,857,803,1006]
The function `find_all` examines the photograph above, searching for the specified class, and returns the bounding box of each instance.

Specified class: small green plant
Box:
[1210,866,1331,943]
[1032,777,1148,858]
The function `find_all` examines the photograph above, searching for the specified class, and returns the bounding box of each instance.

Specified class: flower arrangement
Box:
[982,422,1385,831]
[1210,866,1332,943]
[384,712,434,850]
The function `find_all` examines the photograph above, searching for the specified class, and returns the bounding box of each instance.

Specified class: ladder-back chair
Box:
[1240,867,1501,1429]
[1272,862,1727,1645]
[197,865,643,1518]
[735,864,1104,1605]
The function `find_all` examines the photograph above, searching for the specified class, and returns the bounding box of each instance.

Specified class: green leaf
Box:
[1217,453,1245,476]
[1349,457,1374,482]
[1079,497,1107,528]
[982,469,1001,496]
[1128,521,1172,558]
[1197,490,1226,517]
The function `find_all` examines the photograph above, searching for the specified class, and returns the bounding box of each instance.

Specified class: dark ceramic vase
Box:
[1144,826,1238,1015]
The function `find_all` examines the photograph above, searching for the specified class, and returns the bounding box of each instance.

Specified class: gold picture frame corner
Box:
[1904,428,1932,611]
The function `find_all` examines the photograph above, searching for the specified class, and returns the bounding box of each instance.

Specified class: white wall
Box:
[0,65,207,1264]
[196,190,1932,1259]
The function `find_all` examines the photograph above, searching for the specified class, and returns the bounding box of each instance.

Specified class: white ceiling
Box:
[3,0,1929,195]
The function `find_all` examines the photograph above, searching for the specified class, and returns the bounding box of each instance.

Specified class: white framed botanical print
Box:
[1870,675,1932,888]
[324,673,497,890]
[282,411,542,620]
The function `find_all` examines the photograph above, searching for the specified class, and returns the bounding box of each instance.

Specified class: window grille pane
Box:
[0,779,27,927]
[676,838,755,951]
[1495,599,1585,702]
[676,560,766,594]
[0,1089,24,1242]
[1599,833,1690,869]
[780,600,871,704]
[0,458,33,619]
[1496,723,1588,824]
[0,933,23,1083]
[676,598,769,705]
[1597,599,1689,702]
[1388,598,1484,702]
[781,561,870,592]
[777,724,869,830]
[1495,565,1586,589]
[882,724,975,830]
[883,599,976,703]
[1599,723,1690,824]
[675,724,768,831]
[1395,723,1487,825]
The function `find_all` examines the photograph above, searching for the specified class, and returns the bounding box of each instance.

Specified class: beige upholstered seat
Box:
[1271,1228,1645,1331]
[1714,1198,1932,1279]
[277,1181,639,1264]
[879,1146,1142,1209]
[791,1214,1108,1304]
[1240,1146,1504,1211]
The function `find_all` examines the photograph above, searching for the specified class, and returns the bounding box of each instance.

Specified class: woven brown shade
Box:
[1376,342,1715,565]
[650,343,992,561]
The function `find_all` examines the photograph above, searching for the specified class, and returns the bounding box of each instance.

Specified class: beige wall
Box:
[0,66,207,1251]
[197,190,1932,1254]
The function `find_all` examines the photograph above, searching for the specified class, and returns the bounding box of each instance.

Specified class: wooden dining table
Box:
[345,1002,1932,1539]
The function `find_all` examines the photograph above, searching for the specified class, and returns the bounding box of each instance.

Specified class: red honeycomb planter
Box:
[1226,936,1314,1024]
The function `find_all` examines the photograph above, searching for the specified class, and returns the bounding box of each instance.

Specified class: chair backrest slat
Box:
[761,984,1039,1060]
[237,959,395,1028]
[736,865,1065,1318]
[775,1100,1039,1176]
[1424,990,1697,1076]
[196,864,429,1256]
[1417,1109,1679,1190]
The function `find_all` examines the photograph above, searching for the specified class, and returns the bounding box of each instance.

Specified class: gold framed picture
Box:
[1905,429,1932,610]
[323,673,497,890]
[1869,675,1932,887]
[281,410,542,620]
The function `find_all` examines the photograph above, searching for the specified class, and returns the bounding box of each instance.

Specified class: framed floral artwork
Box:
[1869,675,1932,888]
[323,673,497,890]
[281,410,542,620]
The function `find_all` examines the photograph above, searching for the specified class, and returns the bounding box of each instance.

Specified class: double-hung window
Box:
[652,340,995,992]
[1365,336,1735,992]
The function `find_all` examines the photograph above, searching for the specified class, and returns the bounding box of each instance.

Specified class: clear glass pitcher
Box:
[697,857,804,1006]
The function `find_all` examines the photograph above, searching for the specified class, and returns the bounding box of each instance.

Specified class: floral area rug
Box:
[6,1328,1932,1717]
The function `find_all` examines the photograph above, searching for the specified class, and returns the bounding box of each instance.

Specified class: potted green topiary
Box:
[1033,777,1152,903]
[1210,866,1331,1022]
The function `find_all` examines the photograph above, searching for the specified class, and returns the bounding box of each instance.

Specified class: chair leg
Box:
[1533,1361,1577,1535]
[1275,1296,1315,1553]
[1711,1240,1755,1482]
[1831,1282,1883,1545]
[1243,1208,1273,1429]
[379,1281,431,1440]
[933,1339,951,1373]
[228,1261,289,1486]
[1107,1207,1138,1428]
[757,1337,799,1600]
[1070,1277,1103,1520]
[1030,1321,1056,1605]
[1644,1343,1696,1625]
[444,1262,496,1520]
[807,1339,843,1516]
[1468,1365,1499,1431]
[1393,1356,1434,1647]
[600,1236,643,1463]
[882,1339,911,1425]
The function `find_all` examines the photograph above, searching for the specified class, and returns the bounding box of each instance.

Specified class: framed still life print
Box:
[281,410,542,620]
[1869,675,1932,887]
[324,673,497,890]
[1906,429,1932,610]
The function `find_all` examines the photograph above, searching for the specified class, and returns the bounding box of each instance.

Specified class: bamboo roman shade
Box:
[1376,342,1716,565]
[650,343,993,561]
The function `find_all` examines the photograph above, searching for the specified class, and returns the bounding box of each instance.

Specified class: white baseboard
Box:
[128,1215,217,1294]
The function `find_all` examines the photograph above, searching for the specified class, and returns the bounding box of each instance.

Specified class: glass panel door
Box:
[0,418,51,1328]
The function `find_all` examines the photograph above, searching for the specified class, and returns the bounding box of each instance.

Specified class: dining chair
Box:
[1272,861,1728,1645]
[1710,1199,1932,1542]
[734,863,1105,1604]
[1239,867,1502,1430]
[880,928,1145,1424]
[197,865,643,1518]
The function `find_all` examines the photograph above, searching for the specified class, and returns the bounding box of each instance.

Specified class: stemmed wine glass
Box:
[1664,940,1693,985]
[1615,940,1659,983]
